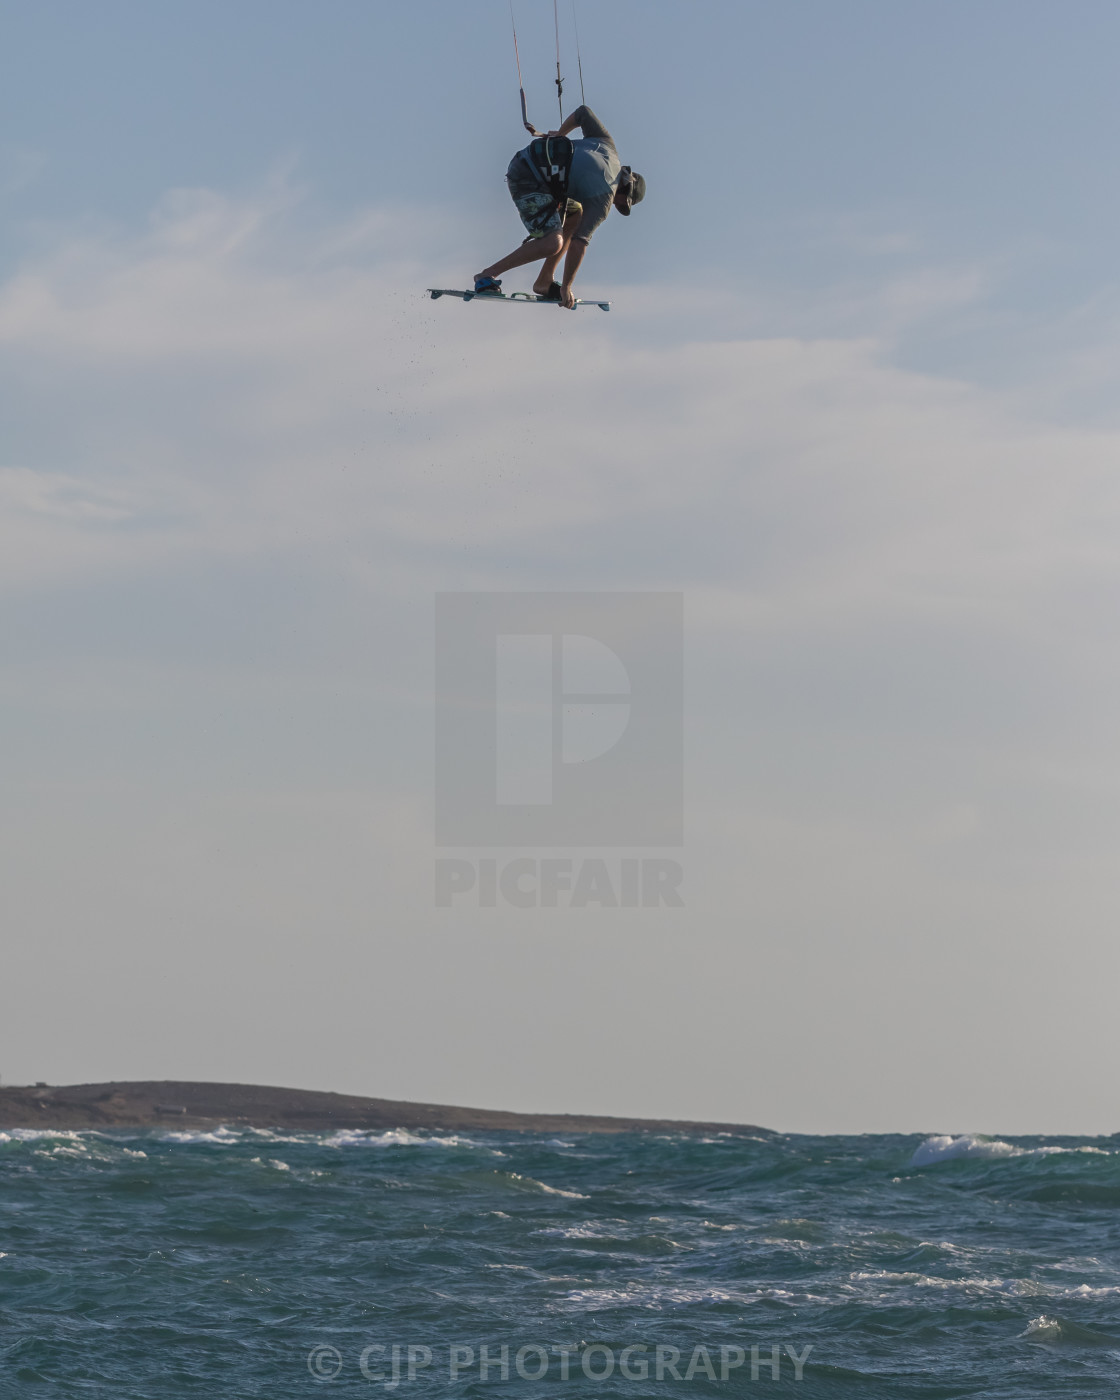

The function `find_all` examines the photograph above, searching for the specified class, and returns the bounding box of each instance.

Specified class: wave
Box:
[500,1171,587,1199]
[1,1128,95,1144]
[323,1128,484,1149]
[850,1269,1120,1302]
[909,1134,1109,1167]
[531,1221,684,1252]
[1021,1315,1120,1347]
[0,1129,148,1161]
[910,1134,1020,1166]
[533,1221,627,1239]
[159,1127,242,1145]
[565,1283,830,1309]
[2,1123,500,1152]
[152,1125,492,1149]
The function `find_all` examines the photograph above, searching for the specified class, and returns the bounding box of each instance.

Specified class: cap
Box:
[616,167,646,215]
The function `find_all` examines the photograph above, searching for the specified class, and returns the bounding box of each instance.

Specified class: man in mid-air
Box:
[474,105,645,309]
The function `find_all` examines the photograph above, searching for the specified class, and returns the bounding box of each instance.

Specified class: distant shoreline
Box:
[0,1081,769,1136]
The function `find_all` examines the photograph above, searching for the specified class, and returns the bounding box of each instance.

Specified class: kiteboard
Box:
[427,288,610,312]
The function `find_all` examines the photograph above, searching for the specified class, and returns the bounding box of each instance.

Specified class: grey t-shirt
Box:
[517,106,620,243]
[564,107,621,243]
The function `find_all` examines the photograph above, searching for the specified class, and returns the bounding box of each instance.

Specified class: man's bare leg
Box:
[533,208,582,295]
[476,232,563,283]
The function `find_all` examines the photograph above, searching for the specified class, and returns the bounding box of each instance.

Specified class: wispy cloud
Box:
[3,182,1119,616]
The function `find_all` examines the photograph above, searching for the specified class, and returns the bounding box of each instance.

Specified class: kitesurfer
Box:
[473,105,644,309]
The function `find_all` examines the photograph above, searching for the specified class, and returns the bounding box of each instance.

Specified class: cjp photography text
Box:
[306,1341,814,1384]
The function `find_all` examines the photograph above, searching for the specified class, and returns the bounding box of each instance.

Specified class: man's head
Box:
[614,166,646,216]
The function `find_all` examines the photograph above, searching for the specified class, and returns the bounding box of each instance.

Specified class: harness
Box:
[523,135,575,228]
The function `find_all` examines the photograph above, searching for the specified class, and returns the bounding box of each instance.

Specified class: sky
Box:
[3,1,1120,1134]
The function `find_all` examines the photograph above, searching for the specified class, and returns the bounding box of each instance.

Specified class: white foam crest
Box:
[4,1123,494,1151]
[322,1128,485,1149]
[159,1126,241,1145]
[566,1284,829,1309]
[1019,1313,1120,1348]
[1,1130,155,1168]
[533,1219,626,1239]
[910,1134,1112,1167]
[850,1269,1034,1296]
[850,1270,922,1287]
[1021,1315,1063,1341]
[534,1180,587,1199]
[850,1270,1120,1303]
[910,1135,1018,1166]
[237,1128,308,1144]
[506,1171,587,1199]
[2,1128,89,1143]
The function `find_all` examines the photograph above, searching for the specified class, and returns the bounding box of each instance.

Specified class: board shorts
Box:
[506,153,582,239]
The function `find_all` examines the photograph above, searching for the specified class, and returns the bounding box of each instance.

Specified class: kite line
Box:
[553,0,564,124]
[510,0,583,132]
[572,0,585,108]
[509,1,533,133]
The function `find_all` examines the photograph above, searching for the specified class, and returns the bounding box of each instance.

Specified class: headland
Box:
[0,1081,768,1136]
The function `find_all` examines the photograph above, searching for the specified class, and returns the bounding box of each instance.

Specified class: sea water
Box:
[3,1127,1120,1397]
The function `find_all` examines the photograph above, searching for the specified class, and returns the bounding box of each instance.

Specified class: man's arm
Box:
[550,105,615,145]
[560,237,588,307]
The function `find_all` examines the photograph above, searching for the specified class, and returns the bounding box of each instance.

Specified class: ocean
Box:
[2,1126,1119,1397]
